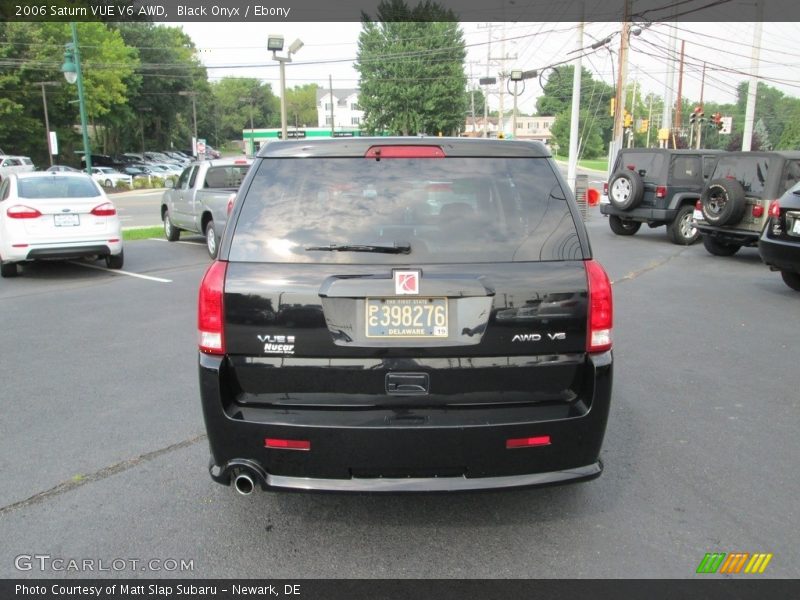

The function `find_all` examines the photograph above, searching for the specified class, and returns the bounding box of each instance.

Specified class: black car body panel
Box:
[759,182,800,286]
[199,138,613,493]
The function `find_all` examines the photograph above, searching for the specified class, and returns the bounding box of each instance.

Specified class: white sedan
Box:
[0,172,124,277]
[91,167,133,188]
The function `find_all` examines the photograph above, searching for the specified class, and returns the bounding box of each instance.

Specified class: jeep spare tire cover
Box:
[701,178,746,226]
[608,170,644,210]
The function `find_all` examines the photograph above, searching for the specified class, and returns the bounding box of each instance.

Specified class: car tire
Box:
[164,212,180,241]
[667,205,700,245]
[104,179,113,188]
[608,170,644,210]
[781,270,800,291]
[608,215,642,236]
[205,221,218,259]
[0,259,18,278]
[702,235,740,256]
[105,251,124,269]
[701,179,746,226]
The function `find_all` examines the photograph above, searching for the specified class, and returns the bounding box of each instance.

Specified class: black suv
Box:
[198,138,613,494]
[695,151,800,256]
[601,148,725,245]
[758,181,800,291]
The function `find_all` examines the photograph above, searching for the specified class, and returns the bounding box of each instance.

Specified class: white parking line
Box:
[69,261,172,283]
[147,237,204,246]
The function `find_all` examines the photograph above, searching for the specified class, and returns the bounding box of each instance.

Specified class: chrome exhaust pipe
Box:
[233,473,255,496]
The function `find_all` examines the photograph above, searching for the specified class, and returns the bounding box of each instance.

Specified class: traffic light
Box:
[712,112,723,130]
[690,106,702,125]
[624,111,632,128]
[639,119,649,134]
[610,98,615,117]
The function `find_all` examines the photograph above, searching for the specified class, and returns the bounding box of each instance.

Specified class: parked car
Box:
[0,172,123,277]
[46,165,80,173]
[758,181,800,291]
[79,154,125,170]
[694,151,800,256]
[161,157,251,257]
[91,167,133,188]
[0,155,36,182]
[119,165,150,181]
[601,148,725,245]
[197,138,614,495]
[205,145,222,159]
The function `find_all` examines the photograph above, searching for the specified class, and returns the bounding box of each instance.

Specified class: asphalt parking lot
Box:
[0,212,797,579]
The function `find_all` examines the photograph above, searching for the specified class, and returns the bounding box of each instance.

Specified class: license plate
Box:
[54,214,79,227]
[366,297,448,338]
[693,209,704,221]
[792,219,800,235]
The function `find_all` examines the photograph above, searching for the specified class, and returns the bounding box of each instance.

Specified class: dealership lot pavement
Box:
[0,214,797,579]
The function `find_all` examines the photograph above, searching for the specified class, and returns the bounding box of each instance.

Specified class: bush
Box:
[133,178,150,189]
[114,182,132,192]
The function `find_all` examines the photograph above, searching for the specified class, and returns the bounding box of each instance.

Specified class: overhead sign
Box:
[196,138,207,154]
[720,116,733,135]
[48,131,58,155]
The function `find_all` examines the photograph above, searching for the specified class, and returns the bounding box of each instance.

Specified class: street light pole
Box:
[33,81,59,166]
[61,22,92,174]
[268,35,303,141]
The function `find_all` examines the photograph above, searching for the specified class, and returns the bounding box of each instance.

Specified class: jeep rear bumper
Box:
[600,204,676,222]
[695,223,760,246]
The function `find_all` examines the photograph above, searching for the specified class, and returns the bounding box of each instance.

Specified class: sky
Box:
[176,21,800,118]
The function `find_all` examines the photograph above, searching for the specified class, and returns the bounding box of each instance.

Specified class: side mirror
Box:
[164,179,174,189]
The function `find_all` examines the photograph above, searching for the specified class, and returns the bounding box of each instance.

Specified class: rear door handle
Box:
[386,373,430,396]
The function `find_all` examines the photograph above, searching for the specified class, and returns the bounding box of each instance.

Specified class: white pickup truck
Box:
[160,158,251,257]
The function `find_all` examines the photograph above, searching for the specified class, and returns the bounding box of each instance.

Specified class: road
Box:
[0,205,797,580]
[112,189,165,228]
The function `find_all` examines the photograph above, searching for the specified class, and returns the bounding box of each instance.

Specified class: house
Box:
[463,115,555,142]
[317,89,365,129]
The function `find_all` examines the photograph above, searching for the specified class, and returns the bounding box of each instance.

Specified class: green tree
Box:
[550,109,605,158]
[285,84,319,128]
[210,78,279,142]
[356,0,467,135]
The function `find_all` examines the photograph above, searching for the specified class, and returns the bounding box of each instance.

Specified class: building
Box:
[463,115,555,143]
[317,89,365,129]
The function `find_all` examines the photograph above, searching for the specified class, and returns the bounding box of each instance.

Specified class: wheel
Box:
[105,251,124,269]
[667,204,700,245]
[0,259,18,278]
[164,211,180,241]
[608,215,642,236]
[701,179,746,226]
[702,235,740,257]
[608,170,644,210]
[781,270,800,291]
[205,220,218,259]
[104,179,113,188]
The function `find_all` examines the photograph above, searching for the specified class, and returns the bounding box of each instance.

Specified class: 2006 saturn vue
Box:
[198,138,613,494]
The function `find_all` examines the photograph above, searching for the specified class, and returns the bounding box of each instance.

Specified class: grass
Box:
[554,155,608,172]
[123,226,163,241]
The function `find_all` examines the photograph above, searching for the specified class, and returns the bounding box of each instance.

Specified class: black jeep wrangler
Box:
[695,151,800,256]
[601,148,725,245]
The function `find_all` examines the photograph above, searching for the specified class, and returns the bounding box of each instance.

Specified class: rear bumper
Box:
[600,204,675,222]
[759,234,800,273]
[4,241,122,263]
[199,351,613,493]
[695,222,760,246]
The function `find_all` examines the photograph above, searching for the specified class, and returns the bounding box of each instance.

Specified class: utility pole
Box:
[33,81,59,166]
[567,17,584,192]
[469,62,476,133]
[611,0,631,169]
[628,73,637,148]
[329,75,335,136]
[675,40,685,133]
[482,23,492,138]
[662,20,678,147]
[645,93,654,148]
[742,1,763,151]
[179,91,198,156]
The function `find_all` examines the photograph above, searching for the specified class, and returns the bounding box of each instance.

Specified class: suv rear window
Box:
[713,156,770,197]
[230,157,580,264]
[617,153,665,182]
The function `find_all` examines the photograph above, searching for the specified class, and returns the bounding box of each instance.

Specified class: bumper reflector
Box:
[265,438,311,451]
[506,435,551,449]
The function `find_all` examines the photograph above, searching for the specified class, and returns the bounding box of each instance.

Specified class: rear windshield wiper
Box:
[305,242,411,254]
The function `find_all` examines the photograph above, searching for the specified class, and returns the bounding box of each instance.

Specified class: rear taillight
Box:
[695,200,703,211]
[586,260,613,353]
[655,186,667,199]
[226,192,236,216]
[752,204,764,218]
[7,205,42,219]
[198,261,228,355]
[603,182,608,195]
[90,202,116,216]
[768,200,781,218]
